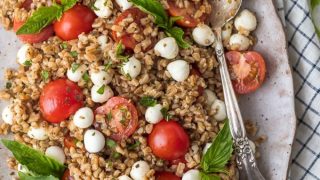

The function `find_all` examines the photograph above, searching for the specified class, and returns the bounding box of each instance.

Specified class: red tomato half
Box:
[156,171,181,180]
[64,135,77,149]
[54,4,97,41]
[167,0,210,28]
[62,169,73,180]
[112,8,148,50]
[148,120,190,161]
[13,20,54,43]
[226,51,266,94]
[40,79,84,123]
[21,0,33,10]
[95,97,139,141]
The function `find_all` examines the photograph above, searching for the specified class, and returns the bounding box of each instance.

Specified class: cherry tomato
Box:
[156,171,181,180]
[64,135,77,149]
[148,120,190,160]
[13,20,54,43]
[40,79,84,123]
[112,8,147,50]
[95,97,139,141]
[167,0,210,28]
[21,0,33,10]
[62,169,73,180]
[54,4,97,41]
[225,51,266,94]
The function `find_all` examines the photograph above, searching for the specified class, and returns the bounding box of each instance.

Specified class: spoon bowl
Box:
[209,0,242,28]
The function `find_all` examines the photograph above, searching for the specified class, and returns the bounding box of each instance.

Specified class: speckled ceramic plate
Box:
[0,0,296,179]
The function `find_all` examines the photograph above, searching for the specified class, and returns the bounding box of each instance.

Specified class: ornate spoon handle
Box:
[214,28,265,180]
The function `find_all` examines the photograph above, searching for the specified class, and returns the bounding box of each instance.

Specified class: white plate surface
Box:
[0,0,296,179]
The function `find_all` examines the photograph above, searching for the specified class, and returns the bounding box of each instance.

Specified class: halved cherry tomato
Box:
[167,0,210,28]
[112,8,148,50]
[225,51,266,94]
[40,79,84,123]
[95,97,139,141]
[13,20,54,43]
[21,0,33,10]
[64,135,77,149]
[156,171,181,180]
[54,4,97,41]
[62,169,73,180]
[148,120,190,161]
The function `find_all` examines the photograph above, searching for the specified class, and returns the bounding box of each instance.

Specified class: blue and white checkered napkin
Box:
[275,0,320,179]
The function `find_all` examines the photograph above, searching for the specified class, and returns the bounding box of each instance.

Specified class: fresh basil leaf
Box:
[160,107,172,121]
[127,141,141,150]
[104,62,113,71]
[60,42,68,49]
[169,16,183,27]
[17,5,63,35]
[139,96,157,107]
[41,70,50,81]
[5,82,12,89]
[69,51,78,57]
[23,60,32,66]
[19,172,59,180]
[61,0,78,11]
[200,172,221,180]
[106,139,117,148]
[82,72,90,82]
[1,140,65,178]
[71,63,80,73]
[111,152,121,159]
[129,0,168,27]
[97,85,105,94]
[116,43,129,62]
[200,121,233,174]
[165,27,190,49]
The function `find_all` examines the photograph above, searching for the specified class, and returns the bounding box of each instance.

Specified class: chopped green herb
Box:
[104,0,113,9]
[160,107,172,121]
[124,73,132,80]
[69,51,78,57]
[111,152,121,159]
[19,172,59,180]
[106,139,117,148]
[116,43,129,62]
[104,61,113,71]
[107,112,112,121]
[41,70,49,81]
[71,63,80,73]
[23,60,32,66]
[5,82,12,89]
[200,172,220,180]
[82,72,90,82]
[139,96,157,107]
[60,42,68,49]
[127,141,141,150]
[97,85,105,94]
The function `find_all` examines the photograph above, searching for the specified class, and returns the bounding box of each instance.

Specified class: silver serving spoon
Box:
[208,0,265,180]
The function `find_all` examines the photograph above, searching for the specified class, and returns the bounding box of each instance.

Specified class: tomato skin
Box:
[95,97,139,141]
[13,20,54,43]
[54,4,97,41]
[148,120,190,161]
[112,8,147,50]
[62,169,74,180]
[40,79,84,123]
[64,135,77,149]
[156,171,181,180]
[167,0,209,28]
[21,0,33,10]
[226,51,266,94]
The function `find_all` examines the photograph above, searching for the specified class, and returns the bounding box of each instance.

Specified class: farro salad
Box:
[0,0,267,179]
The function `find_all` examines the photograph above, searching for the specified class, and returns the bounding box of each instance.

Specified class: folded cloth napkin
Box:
[275,0,320,179]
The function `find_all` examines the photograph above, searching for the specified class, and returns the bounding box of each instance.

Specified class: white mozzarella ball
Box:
[91,85,114,103]
[97,35,108,49]
[154,37,179,59]
[182,169,201,180]
[27,127,48,140]
[94,0,113,18]
[67,64,86,82]
[204,89,217,106]
[115,0,133,11]
[73,107,94,128]
[122,57,141,79]
[145,104,163,124]
[167,60,190,82]
[118,175,133,180]
[90,66,113,85]
[203,143,212,155]
[130,161,150,180]
[1,105,13,125]
[211,99,227,121]
[229,34,251,51]
[17,44,31,66]
[45,146,66,164]
[248,140,256,154]
[192,24,216,46]
[234,9,257,35]
[84,129,105,153]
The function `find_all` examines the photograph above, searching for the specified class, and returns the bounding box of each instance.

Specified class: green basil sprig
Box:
[139,96,157,107]
[200,121,233,179]
[129,0,190,49]
[17,0,78,35]
[1,140,66,179]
